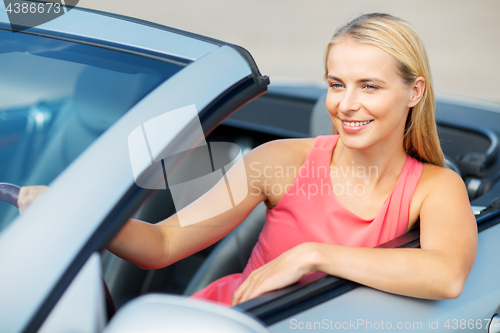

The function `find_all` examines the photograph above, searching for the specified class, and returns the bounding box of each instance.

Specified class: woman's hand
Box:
[232,242,318,306]
[18,185,48,214]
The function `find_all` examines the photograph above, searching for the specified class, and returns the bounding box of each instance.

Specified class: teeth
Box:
[343,120,372,127]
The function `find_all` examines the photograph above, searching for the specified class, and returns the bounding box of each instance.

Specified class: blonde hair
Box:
[324,13,444,167]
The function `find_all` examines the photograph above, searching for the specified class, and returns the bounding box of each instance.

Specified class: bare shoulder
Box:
[244,138,316,207]
[414,163,472,225]
[244,138,316,173]
[418,163,467,198]
[409,163,469,230]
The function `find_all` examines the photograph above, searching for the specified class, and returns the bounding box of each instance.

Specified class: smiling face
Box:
[325,38,423,153]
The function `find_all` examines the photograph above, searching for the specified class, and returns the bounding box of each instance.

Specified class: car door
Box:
[0,6,269,332]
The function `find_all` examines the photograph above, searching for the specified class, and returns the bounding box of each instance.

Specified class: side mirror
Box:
[104,294,269,333]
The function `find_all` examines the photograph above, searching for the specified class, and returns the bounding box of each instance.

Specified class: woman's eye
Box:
[364,84,379,90]
[329,83,343,89]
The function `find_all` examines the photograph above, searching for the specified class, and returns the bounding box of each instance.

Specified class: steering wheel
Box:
[0,183,20,207]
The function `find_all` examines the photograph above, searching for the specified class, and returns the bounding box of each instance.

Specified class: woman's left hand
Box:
[18,185,48,214]
[231,242,317,306]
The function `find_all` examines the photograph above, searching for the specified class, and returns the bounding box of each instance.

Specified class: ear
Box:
[407,77,425,108]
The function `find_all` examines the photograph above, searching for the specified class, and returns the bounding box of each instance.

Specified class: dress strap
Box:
[313,135,339,149]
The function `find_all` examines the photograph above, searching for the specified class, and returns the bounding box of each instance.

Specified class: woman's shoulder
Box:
[409,163,468,229]
[257,137,316,153]
[243,138,317,207]
[244,137,316,172]
[420,163,464,190]
[412,163,465,207]
[414,163,466,198]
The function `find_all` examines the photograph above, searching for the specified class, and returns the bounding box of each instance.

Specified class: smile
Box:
[341,119,373,133]
[342,120,373,127]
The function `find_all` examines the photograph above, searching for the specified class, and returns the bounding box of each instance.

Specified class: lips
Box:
[340,119,373,133]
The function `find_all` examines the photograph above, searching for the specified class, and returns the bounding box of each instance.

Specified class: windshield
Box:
[0,28,183,232]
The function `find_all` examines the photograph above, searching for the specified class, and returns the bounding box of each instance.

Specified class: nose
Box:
[338,88,361,114]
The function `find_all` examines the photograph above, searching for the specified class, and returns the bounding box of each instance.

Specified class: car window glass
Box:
[0,28,183,232]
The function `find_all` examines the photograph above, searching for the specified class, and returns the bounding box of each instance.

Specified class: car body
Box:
[1,4,500,333]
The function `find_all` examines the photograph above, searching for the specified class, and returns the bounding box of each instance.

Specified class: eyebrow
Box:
[326,75,387,85]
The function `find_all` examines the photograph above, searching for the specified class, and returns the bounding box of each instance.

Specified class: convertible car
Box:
[1,4,500,333]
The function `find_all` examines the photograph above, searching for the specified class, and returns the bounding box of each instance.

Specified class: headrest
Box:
[73,66,159,134]
[309,92,334,137]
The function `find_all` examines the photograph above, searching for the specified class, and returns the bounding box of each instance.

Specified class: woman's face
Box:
[325,39,423,151]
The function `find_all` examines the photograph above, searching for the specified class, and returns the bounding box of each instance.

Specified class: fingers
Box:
[232,267,273,305]
[18,185,48,214]
[231,245,314,306]
[232,272,252,306]
[232,270,262,306]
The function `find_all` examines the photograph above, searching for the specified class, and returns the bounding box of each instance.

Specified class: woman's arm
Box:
[107,171,266,270]
[232,167,477,304]
[18,139,310,270]
[314,168,477,299]
[107,147,269,270]
[107,138,312,270]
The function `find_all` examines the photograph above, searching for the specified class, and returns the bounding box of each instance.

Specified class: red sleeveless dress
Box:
[190,135,423,306]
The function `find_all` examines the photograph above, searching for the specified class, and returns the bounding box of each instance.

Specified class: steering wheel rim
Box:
[0,183,20,207]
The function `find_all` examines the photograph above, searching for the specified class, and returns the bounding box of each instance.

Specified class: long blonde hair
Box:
[325,13,444,167]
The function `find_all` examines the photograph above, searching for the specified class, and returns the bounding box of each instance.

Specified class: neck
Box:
[332,136,407,185]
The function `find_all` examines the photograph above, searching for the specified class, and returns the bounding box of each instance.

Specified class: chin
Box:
[338,132,373,150]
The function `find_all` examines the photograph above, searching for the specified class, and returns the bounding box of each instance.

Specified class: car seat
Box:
[23,66,158,185]
[0,66,158,229]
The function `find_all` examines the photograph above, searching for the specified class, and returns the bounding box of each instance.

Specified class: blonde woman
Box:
[19,13,477,307]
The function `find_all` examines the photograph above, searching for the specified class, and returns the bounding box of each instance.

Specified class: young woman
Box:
[19,13,477,307]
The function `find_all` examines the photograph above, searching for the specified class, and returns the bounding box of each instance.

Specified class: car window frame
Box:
[0,25,268,332]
